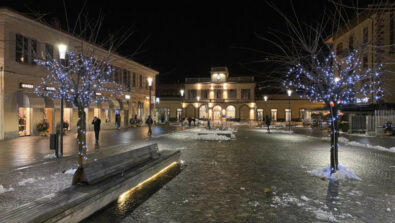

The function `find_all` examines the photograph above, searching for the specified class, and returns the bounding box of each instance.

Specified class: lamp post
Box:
[180,89,184,124]
[58,44,67,157]
[147,77,153,136]
[264,95,268,126]
[287,89,292,132]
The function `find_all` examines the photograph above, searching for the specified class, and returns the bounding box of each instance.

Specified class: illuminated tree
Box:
[284,51,382,173]
[35,51,124,183]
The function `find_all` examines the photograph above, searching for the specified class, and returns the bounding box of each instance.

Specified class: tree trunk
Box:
[329,106,339,173]
[72,106,87,185]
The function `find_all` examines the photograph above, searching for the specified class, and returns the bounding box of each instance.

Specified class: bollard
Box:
[50,133,59,158]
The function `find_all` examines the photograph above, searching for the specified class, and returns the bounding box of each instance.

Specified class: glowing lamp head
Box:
[180,89,184,96]
[125,95,130,100]
[147,77,153,87]
[156,97,160,103]
[197,96,200,102]
[287,89,292,97]
[58,44,67,59]
[334,77,340,83]
[330,101,335,107]
[263,96,268,101]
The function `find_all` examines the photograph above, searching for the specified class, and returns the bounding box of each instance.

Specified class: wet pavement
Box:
[293,127,395,149]
[0,125,394,222]
[87,126,395,222]
[0,125,183,171]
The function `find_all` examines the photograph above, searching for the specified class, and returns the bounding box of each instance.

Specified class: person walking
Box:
[187,117,192,127]
[92,116,101,142]
[265,115,271,133]
[146,115,153,136]
[115,113,121,129]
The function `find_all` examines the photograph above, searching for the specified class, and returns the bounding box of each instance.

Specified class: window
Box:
[132,73,136,87]
[241,89,250,99]
[271,109,277,121]
[336,42,343,56]
[201,90,209,99]
[139,75,142,88]
[188,90,197,99]
[228,89,237,99]
[299,108,305,119]
[363,27,368,44]
[45,43,54,60]
[285,109,291,122]
[126,71,131,91]
[348,35,354,52]
[363,54,368,69]
[215,89,222,99]
[114,67,121,84]
[15,34,36,64]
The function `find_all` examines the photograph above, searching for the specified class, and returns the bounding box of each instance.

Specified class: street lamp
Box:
[58,44,67,157]
[264,95,268,126]
[180,89,184,124]
[147,77,153,136]
[287,89,292,131]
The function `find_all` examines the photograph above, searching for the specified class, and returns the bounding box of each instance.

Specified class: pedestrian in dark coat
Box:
[265,115,271,132]
[92,116,101,142]
[146,115,153,136]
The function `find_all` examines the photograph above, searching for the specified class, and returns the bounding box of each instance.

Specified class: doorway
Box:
[18,107,31,136]
[44,108,54,134]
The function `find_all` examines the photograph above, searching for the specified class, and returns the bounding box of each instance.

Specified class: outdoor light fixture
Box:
[180,89,184,96]
[58,44,67,60]
[156,97,160,104]
[264,96,268,101]
[96,92,102,96]
[147,77,153,87]
[125,95,130,100]
[334,77,340,83]
[287,89,292,97]
[146,96,149,99]
[197,96,200,102]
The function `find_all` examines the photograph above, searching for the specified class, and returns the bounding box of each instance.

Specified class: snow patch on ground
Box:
[307,165,361,181]
[18,178,36,186]
[64,168,77,175]
[43,153,57,159]
[271,192,354,222]
[0,185,14,193]
[321,137,395,153]
[197,134,231,141]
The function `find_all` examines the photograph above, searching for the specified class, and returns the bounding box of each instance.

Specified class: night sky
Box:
[1,1,372,85]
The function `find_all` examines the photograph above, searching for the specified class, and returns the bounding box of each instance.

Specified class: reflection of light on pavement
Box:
[117,162,179,206]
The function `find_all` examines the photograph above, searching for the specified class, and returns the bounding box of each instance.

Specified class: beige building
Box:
[0,8,158,139]
[330,7,395,103]
[156,67,324,123]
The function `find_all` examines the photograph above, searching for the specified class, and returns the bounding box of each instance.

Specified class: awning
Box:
[18,91,45,108]
[109,99,120,109]
[119,99,129,110]
[101,101,110,109]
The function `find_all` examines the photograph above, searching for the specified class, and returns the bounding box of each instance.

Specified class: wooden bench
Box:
[81,143,160,184]
[0,143,180,223]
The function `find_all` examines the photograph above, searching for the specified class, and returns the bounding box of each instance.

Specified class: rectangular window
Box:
[228,89,237,99]
[188,90,197,99]
[114,67,121,84]
[299,108,305,119]
[132,73,136,87]
[15,34,36,64]
[285,108,291,122]
[122,69,128,88]
[126,71,131,91]
[139,75,142,88]
[45,43,54,60]
[363,54,368,69]
[363,27,368,44]
[201,90,209,99]
[348,35,354,52]
[271,109,277,121]
[241,89,250,99]
[215,89,222,99]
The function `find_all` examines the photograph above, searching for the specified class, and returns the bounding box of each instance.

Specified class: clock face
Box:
[216,74,221,80]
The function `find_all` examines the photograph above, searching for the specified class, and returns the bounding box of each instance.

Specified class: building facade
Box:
[0,8,158,139]
[156,67,324,123]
